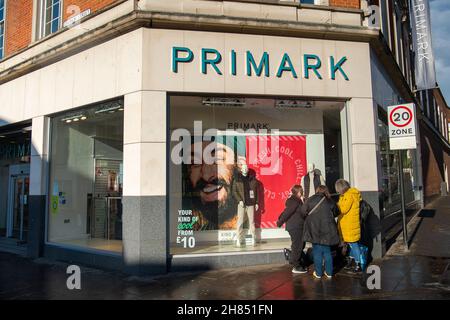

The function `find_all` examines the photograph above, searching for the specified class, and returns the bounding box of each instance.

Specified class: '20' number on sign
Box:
[393,111,410,122]
[390,106,413,128]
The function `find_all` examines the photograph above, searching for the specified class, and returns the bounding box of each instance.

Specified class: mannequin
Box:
[301,163,325,200]
[232,163,259,247]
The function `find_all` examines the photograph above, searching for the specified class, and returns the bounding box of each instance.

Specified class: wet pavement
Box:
[1,197,450,300]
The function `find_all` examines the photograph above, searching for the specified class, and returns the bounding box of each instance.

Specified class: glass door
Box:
[8,175,30,242]
[91,159,122,241]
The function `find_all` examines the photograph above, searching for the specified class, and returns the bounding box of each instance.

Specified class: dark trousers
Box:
[288,228,305,268]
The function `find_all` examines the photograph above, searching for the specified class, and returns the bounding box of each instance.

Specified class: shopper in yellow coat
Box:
[335,179,363,273]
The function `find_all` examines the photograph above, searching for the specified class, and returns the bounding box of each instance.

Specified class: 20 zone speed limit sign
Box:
[388,103,417,150]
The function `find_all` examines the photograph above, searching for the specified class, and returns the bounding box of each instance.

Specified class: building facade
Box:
[417,88,450,202]
[0,0,448,274]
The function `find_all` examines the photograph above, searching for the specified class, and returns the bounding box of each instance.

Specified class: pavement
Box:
[1,197,450,300]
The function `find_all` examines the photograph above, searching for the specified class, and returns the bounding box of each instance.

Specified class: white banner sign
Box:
[388,103,417,150]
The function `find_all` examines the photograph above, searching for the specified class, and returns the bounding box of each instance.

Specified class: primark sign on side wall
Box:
[410,0,437,91]
[171,47,350,81]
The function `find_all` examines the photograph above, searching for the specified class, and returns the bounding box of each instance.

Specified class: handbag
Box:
[306,197,326,216]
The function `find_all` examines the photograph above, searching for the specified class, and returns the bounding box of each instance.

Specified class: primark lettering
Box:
[171,47,350,80]
[412,0,431,62]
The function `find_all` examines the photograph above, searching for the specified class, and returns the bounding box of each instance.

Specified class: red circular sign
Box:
[390,106,413,128]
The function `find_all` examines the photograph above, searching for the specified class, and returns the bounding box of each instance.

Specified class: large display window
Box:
[0,126,31,241]
[169,96,348,255]
[47,101,124,253]
[377,107,421,218]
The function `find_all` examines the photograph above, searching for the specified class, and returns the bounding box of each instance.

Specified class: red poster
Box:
[246,136,307,229]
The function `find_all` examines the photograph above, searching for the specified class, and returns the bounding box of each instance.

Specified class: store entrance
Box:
[7,165,30,243]
[91,159,123,242]
[0,125,32,246]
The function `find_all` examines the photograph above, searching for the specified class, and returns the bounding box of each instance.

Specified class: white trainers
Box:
[324,272,333,279]
[313,271,322,279]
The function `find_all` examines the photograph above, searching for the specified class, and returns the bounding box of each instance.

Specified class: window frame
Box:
[0,0,6,60]
[38,0,63,40]
[300,0,322,5]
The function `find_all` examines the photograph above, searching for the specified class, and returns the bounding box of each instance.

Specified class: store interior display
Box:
[169,96,347,255]
[47,101,124,253]
[301,163,326,200]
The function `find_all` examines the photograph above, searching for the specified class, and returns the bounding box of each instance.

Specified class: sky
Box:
[430,0,450,102]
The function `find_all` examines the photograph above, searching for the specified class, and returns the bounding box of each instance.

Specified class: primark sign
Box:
[171,47,350,81]
[410,0,436,91]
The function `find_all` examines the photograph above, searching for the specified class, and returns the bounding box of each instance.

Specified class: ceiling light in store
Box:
[202,98,246,107]
[62,114,85,123]
[0,135,5,138]
[81,116,87,120]
[275,100,313,109]
[95,102,123,114]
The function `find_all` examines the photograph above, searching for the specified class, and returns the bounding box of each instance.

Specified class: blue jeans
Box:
[312,244,333,276]
[348,242,361,265]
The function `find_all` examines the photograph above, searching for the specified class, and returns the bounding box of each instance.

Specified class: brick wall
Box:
[62,0,119,21]
[4,0,33,57]
[420,121,448,202]
[329,0,360,9]
[2,0,119,59]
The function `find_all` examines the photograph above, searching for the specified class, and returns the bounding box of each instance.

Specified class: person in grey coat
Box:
[301,185,340,279]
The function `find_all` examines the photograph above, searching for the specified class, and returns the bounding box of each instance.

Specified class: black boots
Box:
[283,248,291,261]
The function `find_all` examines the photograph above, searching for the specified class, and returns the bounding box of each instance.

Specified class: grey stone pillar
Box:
[122,91,168,275]
[28,116,50,258]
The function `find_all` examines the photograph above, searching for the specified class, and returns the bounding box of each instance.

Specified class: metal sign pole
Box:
[398,149,409,250]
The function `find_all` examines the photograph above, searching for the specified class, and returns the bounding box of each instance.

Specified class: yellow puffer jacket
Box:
[337,188,361,243]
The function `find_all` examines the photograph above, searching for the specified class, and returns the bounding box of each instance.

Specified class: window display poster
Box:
[107,170,119,192]
[51,182,59,215]
[181,135,307,231]
[247,135,307,228]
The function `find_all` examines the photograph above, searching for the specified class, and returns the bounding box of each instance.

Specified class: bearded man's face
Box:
[188,141,237,226]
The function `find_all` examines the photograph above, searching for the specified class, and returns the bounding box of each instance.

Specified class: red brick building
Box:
[418,88,450,203]
[2,0,121,59]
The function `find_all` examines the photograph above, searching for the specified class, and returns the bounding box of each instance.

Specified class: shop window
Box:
[47,101,124,254]
[0,126,32,240]
[377,106,420,218]
[0,0,5,59]
[169,96,348,255]
[37,0,63,39]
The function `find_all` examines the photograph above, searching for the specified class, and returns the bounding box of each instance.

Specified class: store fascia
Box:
[171,47,350,80]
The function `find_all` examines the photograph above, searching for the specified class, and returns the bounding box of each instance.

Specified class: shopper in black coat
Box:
[276,185,307,274]
[301,186,340,279]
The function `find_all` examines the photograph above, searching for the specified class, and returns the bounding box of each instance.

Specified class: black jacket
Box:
[277,196,304,231]
[301,193,340,246]
[232,173,259,206]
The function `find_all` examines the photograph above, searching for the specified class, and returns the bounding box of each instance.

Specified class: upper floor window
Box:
[38,0,62,39]
[0,0,5,59]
